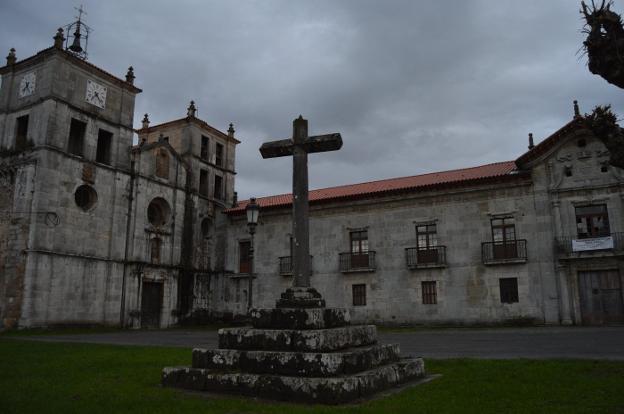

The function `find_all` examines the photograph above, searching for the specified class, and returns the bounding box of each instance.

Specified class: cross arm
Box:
[260,139,294,159]
[303,133,342,154]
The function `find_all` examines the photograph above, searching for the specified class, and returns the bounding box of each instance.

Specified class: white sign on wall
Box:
[572,236,614,252]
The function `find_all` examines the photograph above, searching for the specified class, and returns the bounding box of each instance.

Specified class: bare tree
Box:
[580,1,624,168]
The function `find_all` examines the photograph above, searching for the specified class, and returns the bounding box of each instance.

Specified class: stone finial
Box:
[228,123,235,138]
[6,48,16,66]
[53,28,65,49]
[528,133,535,150]
[142,113,150,129]
[187,100,196,117]
[125,66,135,84]
[573,100,580,118]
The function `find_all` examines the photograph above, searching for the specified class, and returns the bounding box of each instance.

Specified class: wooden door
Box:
[141,282,163,329]
[579,270,624,325]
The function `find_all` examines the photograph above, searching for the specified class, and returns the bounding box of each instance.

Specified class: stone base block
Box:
[275,287,326,308]
[250,307,350,330]
[163,358,425,404]
[193,344,400,376]
[218,325,377,352]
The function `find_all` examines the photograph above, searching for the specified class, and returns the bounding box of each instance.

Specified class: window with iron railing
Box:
[352,284,366,306]
[421,281,437,304]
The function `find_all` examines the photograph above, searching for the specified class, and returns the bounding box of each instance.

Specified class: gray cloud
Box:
[2,0,623,199]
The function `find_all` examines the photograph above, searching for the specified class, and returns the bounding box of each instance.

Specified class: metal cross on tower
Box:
[260,116,342,307]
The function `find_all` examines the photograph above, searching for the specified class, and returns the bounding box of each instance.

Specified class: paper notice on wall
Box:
[572,236,614,252]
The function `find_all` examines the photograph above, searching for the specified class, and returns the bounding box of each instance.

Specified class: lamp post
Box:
[245,197,260,312]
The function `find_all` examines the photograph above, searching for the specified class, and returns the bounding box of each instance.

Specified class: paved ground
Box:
[16,326,624,359]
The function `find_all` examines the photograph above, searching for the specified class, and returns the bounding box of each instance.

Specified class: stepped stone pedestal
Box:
[162,289,425,404]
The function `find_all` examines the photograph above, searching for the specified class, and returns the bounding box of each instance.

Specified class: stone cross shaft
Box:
[260,116,342,288]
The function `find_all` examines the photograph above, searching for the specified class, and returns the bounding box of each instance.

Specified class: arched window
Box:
[147,197,171,227]
[155,149,169,179]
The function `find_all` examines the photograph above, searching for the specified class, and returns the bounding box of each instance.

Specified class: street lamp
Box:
[245,197,260,312]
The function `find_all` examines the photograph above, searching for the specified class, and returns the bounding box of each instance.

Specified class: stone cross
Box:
[260,116,342,292]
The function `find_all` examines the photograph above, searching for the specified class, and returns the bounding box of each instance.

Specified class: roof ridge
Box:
[308,160,516,193]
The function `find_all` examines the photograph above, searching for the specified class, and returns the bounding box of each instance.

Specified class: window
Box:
[96,129,113,165]
[491,217,517,260]
[201,218,212,238]
[576,205,610,238]
[239,240,251,273]
[68,118,87,156]
[150,237,162,264]
[15,115,29,150]
[416,224,438,264]
[155,149,169,179]
[352,284,366,306]
[422,281,437,304]
[499,278,519,303]
[214,175,223,200]
[199,169,209,196]
[74,185,97,211]
[350,230,369,268]
[147,198,171,227]
[201,135,209,160]
[216,143,224,167]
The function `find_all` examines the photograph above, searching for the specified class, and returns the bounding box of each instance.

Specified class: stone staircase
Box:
[162,305,425,404]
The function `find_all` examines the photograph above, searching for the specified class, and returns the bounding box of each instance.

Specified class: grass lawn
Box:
[1,339,623,413]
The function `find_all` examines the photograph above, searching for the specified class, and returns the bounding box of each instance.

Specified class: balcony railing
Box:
[339,251,376,273]
[555,232,624,255]
[482,240,527,265]
[278,255,313,276]
[405,246,447,268]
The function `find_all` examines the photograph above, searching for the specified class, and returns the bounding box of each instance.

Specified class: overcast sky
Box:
[2,1,624,199]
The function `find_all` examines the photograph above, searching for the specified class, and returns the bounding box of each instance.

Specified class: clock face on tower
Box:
[85,79,107,109]
[19,72,36,98]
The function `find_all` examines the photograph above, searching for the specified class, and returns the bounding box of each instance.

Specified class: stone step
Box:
[192,344,400,377]
[218,324,377,352]
[250,307,349,330]
[162,358,425,405]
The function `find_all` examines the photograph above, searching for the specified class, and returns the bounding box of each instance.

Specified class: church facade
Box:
[0,28,623,329]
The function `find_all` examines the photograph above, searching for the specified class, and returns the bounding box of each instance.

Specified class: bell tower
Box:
[0,13,142,329]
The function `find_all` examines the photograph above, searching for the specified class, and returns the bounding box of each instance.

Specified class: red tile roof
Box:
[225,160,527,215]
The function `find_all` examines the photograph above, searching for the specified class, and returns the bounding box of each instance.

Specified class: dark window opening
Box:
[350,230,369,268]
[201,135,209,160]
[214,175,223,200]
[416,224,439,264]
[601,164,609,173]
[216,143,224,167]
[15,115,29,150]
[422,281,437,304]
[239,240,251,273]
[499,278,519,303]
[96,129,113,165]
[577,138,587,148]
[352,284,366,306]
[147,198,171,227]
[201,218,212,238]
[74,185,97,211]
[564,166,572,177]
[576,204,610,238]
[155,149,169,179]
[199,169,209,196]
[68,118,87,157]
[491,217,517,259]
[150,238,162,264]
